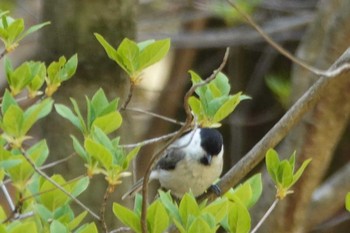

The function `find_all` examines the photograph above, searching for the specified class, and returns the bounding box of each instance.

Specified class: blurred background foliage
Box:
[0,0,349,232]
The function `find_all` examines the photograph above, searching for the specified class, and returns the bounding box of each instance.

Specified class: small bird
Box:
[122,128,224,199]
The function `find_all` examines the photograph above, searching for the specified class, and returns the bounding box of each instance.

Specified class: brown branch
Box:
[120,79,135,110]
[140,48,230,233]
[100,186,111,233]
[201,48,350,201]
[0,49,7,60]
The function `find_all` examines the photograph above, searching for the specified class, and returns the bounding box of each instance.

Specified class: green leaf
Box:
[22,98,54,135]
[60,54,78,81]
[55,104,83,131]
[212,72,230,96]
[290,158,312,187]
[115,38,139,76]
[84,138,113,170]
[71,136,89,161]
[222,202,251,233]
[0,206,7,222]
[113,203,141,233]
[203,198,228,223]
[187,217,213,233]
[7,221,38,233]
[189,71,205,97]
[70,176,89,197]
[265,149,280,184]
[212,93,242,123]
[179,193,200,227]
[278,161,293,188]
[7,18,24,43]
[138,38,170,70]
[27,140,49,167]
[1,89,17,115]
[2,105,23,137]
[94,33,117,61]
[35,204,53,222]
[147,200,169,233]
[137,39,155,51]
[188,96,203,117]
[92,111,122,134]
[159,191,181,223]
[68,211,88,231]
[346,193,350,212]
[74,223,98,233]
[124,145,141,169]
[19,21,50,41]
[50,220,68,233]
[40,175,70,211]
[245,173,262,208]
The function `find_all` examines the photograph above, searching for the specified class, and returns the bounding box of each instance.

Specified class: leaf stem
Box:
[251,199,279,233]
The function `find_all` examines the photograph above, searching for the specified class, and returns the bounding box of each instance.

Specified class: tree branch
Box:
[201,48,350,201]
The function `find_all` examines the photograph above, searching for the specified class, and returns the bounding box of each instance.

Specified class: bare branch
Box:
[120,130,181,148]
[251,199,279,233]
[125,107,185,126]
[0,182,15,212]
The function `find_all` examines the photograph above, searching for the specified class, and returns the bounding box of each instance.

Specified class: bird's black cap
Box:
[199,128,223,156]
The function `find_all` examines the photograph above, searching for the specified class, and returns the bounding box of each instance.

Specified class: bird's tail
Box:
[122,178,144,200]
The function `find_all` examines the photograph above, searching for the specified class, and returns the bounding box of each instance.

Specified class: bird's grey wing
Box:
[121,178,144,200]
[157,148,185,170]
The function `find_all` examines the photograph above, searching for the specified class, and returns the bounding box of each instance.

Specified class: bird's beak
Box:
[206,154,212,164]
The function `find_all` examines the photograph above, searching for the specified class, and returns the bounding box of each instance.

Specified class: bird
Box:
[122,127,224,199]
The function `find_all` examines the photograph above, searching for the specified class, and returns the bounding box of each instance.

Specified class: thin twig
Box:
[226,0,322,76]
[125,107,185,126]
[109,227,132,233]
[120,80,135,110]
[100,186,111,233]
[120,130,180,148]
[0,182,15,211]
[20,149,101,221]
[39,153,75,170]
[0,49,6,60]
[251,199,279,233]
[140,47,230,233]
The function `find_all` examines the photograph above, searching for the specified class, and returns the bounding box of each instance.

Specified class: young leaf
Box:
[290,158,312,187]
[188,217,214,233]
[94,33,117,61]
[84,138,113,170]
[138,38,170,71]
[147,200,169,233]
[68,211,88,231]
[115,38,139,76]
[346,192,350,212]
[74,223,98,233]
[92,111,122,134]
[113,203,141,233]
[50,220,68,233]
[265,149,280,183]
[203,198,228,223]
[179,193,200,227]
[55,104,83,132]
[212,93,242,123]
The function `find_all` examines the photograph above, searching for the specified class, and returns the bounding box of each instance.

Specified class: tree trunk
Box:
[39,0,136,228]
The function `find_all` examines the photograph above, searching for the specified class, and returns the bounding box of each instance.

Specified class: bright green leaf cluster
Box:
[0,140,48,191]
[266,148,311,199]
[0,90,53,148]
[188,71,250,127]
[0,12,49,52]
[95,33,170,82]
[114,175,262,233]
[45,54,78,96]
[224,173,262,209]
[55,88,121,136]
[5,59,46,97]
[56,89,140,187]
[346,192,350,212]
[31,175,91,233]
[4,54,77,97]
[113,195,169,233]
